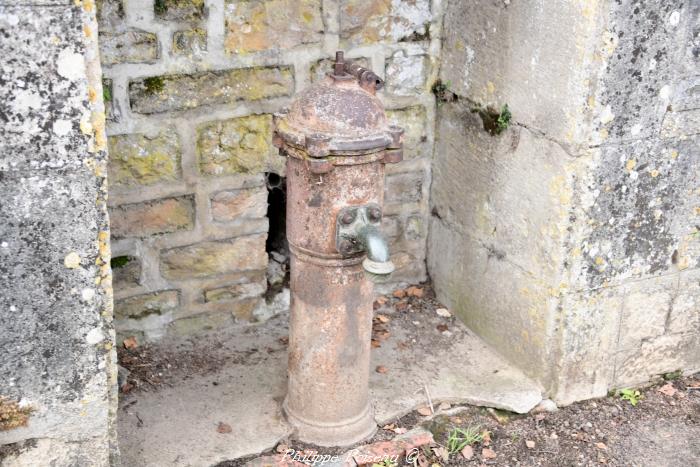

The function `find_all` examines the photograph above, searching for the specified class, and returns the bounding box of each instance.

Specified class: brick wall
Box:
[99,0,442,342]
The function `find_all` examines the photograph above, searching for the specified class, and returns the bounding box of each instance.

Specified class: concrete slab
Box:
[118,307,542,466]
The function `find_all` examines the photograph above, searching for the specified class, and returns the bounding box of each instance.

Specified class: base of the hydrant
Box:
[282,398,377,447]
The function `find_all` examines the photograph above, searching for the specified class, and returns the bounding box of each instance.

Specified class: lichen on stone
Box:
[197,114,273,176]
[0,397,33,431]
[107,127,181,187]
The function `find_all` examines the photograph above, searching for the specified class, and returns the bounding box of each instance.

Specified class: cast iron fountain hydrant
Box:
[273,51,403,446]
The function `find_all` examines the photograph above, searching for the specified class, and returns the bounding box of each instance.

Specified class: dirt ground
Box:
[218,373,699,467]
[413,373,700,466]
[119,284,700,467]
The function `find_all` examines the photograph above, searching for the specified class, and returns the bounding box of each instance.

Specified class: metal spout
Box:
[336,205,395,278]
[357,224,395,277]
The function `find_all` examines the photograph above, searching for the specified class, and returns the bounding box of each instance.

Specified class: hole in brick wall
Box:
[265,172,289,300]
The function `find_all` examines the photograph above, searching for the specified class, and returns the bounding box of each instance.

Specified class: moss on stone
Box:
[154,0,167,15]
[110,255,131,269]
[143,76,165,94]
[102,79,112,102]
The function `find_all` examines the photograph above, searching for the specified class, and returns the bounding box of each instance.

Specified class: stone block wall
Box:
[430,0,699,405]
[0,1,116,464]
[99,0,441,342]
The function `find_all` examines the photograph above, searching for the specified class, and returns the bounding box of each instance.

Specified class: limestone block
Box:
[111,255,141,289]
[204,280,266,302]
[404,215,425,241]
[172,29,207,57]
[614,332,700,388]
[668,268,700,334]
[428,222,553,380]
[339,0,431,45]
[385,171,424,203]
[573,136,700,290]
[385,51,428,96]
[110,195,195,239]
[386,106,428,159]
[210,187,268,221]
[617,275,676,350]
[224,0,322,54]
[114,290,180,320]
[170,310,235,335]
[592,0,696,144]
[160,234,268,280]
[108,127,181,187]
[96,0,125,31]
[439,0,596,144]
[553,289,623,405]
[197,115,273,176]
[99,29,159,66]
[381,216,400,242]
[154,0,206,22]
[129,67,294,114]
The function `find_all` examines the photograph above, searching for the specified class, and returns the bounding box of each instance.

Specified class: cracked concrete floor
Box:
[118,302,542,467]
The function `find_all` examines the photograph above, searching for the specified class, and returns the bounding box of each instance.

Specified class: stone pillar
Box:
[0,1,117,465]
[429,0,699,405]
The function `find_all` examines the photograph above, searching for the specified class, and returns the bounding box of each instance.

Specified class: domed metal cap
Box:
[273,52,403,158]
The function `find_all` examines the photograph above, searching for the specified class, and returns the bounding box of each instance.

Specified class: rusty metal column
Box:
[273,52,403,446]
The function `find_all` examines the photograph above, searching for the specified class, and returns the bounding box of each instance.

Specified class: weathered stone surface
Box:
[172,28,207,56]
[431,0,700,406]
[339,0,431,45]
[115,290,180,320]
[96,0,125,32]
[154,0,206,22]
[576,137,699,289]
[592,0,696,144]
[618,275,675,350]
[613,332,700,388]
[385,171,424,203]
[99,29,159,66]
[385,51,428,96]
[170,310,235,335]
[211,187,268,221]
[111,255,141,289]
[668,268,700,334]
[197,115,273,176]
[110,195,194,239]
[161,234,267,280]
[204,280,266,302]
[108,127,181,187]
[0,3,115,463]
[404,215,425,241]
[224,0,323,54]
[129,67,294,114]
[386,106,428,159]
[310,57,369,83]
[661,109,700,140]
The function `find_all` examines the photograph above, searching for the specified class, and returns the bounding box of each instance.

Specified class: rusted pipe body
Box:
[273,52,403,446]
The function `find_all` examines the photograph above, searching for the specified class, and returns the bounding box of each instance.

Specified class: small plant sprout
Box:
[102,81,112,103]
[496,104,511,133]
[619,388,642,406]
[447,425,484,454]
[371,460,397,467]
